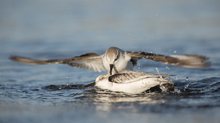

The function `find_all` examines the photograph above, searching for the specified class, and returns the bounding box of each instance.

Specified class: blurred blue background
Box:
[1,0,220,51]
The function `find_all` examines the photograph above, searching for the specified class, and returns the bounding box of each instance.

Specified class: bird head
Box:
[105,47,120,75]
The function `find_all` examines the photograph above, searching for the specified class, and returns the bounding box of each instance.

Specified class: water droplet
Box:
[155,67,159,74]
[166,66,170,70]
[155,67,162,78]
[137,62,141,70]
[184,77,190,91]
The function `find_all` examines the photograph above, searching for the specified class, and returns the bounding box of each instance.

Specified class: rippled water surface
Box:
[1,0,220,123]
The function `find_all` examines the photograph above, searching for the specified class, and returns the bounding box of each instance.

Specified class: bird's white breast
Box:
[102,52,132,74]
[115,52,133,72]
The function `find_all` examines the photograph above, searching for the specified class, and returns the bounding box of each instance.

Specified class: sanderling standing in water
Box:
[95,71,174,94]
[10,47,209,75]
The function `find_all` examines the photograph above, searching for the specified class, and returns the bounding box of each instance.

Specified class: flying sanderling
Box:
[10,47,209,75]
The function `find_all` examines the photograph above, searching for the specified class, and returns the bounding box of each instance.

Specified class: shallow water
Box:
[1,0,220,123]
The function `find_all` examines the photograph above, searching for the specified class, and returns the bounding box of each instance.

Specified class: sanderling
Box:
[10,47,209,75]
[95,71,174,94]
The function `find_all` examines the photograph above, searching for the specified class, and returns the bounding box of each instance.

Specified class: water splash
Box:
[137,62,141,70]
[155,67,163,79]
[183,77,190,91]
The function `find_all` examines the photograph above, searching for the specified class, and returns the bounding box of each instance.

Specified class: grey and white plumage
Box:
[9,47,209,75]
[95,71,174,94]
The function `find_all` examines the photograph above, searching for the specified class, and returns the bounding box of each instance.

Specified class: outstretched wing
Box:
[10,53,106,72]
[127,51,209,68]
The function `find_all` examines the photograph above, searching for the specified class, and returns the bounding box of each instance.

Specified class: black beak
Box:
[109,64,114,75]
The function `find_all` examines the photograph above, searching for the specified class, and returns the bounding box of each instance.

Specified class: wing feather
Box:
[127,51,209,68]
[10,53,106,72]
